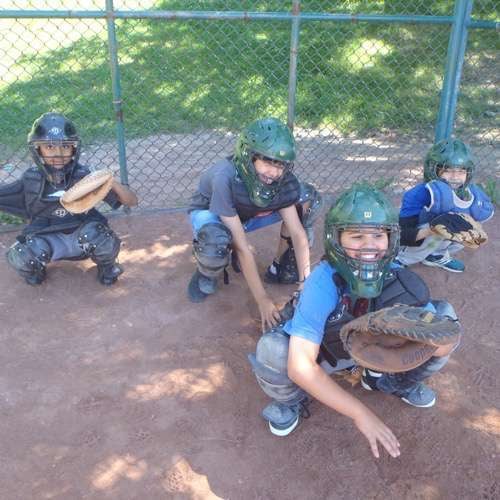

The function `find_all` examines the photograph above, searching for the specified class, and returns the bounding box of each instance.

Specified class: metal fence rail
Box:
[0,1,498,212]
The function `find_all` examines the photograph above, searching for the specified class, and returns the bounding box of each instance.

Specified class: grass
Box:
[0,212,24,226]
[0,1,497,158]
[479,178,500,206]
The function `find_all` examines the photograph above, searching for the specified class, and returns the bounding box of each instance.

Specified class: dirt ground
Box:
[0,211,498,500]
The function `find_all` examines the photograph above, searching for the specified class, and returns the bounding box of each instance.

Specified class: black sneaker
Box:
[264,261,281,284]
[24,267,47,286]
[97,263,124,286]
[187,270,208,303]
[361,368,382,392]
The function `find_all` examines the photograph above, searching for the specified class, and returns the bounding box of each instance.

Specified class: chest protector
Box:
[319,268,430,368]
[231,170,301,222]
[419,180,493,224]
[22,165,102,234]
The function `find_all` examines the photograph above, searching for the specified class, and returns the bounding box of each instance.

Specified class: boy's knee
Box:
[77,221,121,263]
[193,222,232,278]
[6,236,52,284]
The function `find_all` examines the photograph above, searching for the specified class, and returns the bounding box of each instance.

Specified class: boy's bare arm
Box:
[287,336,400,458]
[111,179,138,207]
[221,214,281,331]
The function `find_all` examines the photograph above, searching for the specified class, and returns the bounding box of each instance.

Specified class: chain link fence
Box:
[0,1,498,212]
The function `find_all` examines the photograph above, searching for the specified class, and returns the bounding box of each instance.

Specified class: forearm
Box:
[290,362,370,421]
[290,231,310,282]
[399,215,431,246]
[111,180,138,207]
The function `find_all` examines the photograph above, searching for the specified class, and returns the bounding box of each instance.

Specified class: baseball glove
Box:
[429,212,488,249]
[61,169,114,214]
[340,304,461,373]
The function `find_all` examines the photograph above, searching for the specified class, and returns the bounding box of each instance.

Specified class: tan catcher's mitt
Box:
[429,211,488,249]
[340,304,461,373]
[61,169,114,214]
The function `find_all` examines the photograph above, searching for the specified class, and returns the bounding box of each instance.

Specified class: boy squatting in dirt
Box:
[249,185,460,458]
[0,112,137,286]
[187,117,322,332]
[397,139,494,273]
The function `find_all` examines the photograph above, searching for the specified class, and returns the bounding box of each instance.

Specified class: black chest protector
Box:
[231,170,301,222]
[22,166,104,235]
[319,268,430,368]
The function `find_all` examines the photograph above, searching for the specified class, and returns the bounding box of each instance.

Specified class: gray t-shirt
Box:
[189,158,238,217]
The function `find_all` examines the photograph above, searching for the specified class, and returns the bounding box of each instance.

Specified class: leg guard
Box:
[77,221,122,285]
[6,235,52,285]
[193,222,232,279]
[265,234,299,285]
[248,327,307,405]
[298,182,323,246]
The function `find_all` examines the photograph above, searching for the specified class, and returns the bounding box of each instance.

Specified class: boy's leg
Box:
[397,235,464,272]
[188,210,232,302]
[5,229,90,285]
[362,355,450,408]
[248,327,310,436]
[6,234,53,285]
[76,221,122,285]
[264,183,322,284]
[362,300,459,407]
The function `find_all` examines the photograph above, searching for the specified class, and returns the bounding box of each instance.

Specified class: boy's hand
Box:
[257,296,282,332]
[353,409,401,459]
[60,169,113,214]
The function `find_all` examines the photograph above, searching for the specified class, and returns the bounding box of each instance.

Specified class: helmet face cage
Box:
[234,118,296,208]
[325,221,400,298]
[424,139,475,191]
[28,112,81,184]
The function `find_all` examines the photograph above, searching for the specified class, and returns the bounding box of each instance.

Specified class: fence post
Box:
[435,0,474,142]
[105,0,129,187]
[287,0,301,130]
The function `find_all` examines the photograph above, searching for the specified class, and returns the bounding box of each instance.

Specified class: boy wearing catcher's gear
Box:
[0,112,137,286]
[188,117,321,332]
[397,138,494,272]
[248,185,459,459]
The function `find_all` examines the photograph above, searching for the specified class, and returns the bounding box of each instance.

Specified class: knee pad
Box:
[193,222,232,278]
[77,221,121,265]
[248,328,303,404]
[6,235,52,278]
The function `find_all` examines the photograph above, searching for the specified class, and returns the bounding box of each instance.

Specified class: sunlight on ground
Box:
[127,363,228,401]
[91,453,147,490]
[434,370,462,413]
[163,455,222,499]
[119,242,190,264]
[464,408,500,441]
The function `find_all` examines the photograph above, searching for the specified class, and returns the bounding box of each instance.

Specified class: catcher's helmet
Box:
[28,112,81,184]
[424,139,475,194]
[233,117,295,208]
[324,184,400,298]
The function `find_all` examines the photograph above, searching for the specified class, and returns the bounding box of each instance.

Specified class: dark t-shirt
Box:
[189,158,238,217]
